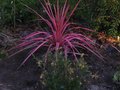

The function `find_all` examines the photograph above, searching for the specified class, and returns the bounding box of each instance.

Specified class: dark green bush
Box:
[0,0,37,27]
[92,0,120,36]
[93,16,120,36]
[0,0,97,27]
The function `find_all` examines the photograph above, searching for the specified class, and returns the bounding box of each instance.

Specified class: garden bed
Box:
[0,27,120,90]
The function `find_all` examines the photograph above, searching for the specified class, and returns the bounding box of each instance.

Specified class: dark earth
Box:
[0,27,120,90]
[0,54,41,90]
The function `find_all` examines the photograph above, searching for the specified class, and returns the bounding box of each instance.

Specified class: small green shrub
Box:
[0,50,6,60]
[113,71,120,84]
[37,53,89,90]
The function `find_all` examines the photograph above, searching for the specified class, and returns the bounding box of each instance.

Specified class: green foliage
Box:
[94,16,120,36]
[92,0,120,36]
[0,50,6,60]
[0,0,36,27]
[97,0,120,16]
[37,53,89,90]
[0,0,14,25]
[0,0,99,26]
[113,71,120,84]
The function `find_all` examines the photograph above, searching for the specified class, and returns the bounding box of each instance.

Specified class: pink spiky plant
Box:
[9,0,103,68]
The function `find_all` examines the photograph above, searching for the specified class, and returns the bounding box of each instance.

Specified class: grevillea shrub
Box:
[37,53,89,90]
[9,0,103,68]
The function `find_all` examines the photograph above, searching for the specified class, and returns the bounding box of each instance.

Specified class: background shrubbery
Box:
[92,0,120,36]
[0,0,120,36]
[0,0,36,27]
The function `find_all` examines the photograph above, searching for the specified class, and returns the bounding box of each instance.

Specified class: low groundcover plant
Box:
[9,0,103,68]
[37,53,89,90]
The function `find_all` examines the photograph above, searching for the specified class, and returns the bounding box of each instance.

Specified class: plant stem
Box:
[13,0,16,28]
[55,50,58,61]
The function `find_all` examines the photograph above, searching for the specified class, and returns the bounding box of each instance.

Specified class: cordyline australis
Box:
[9,0,103,68]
